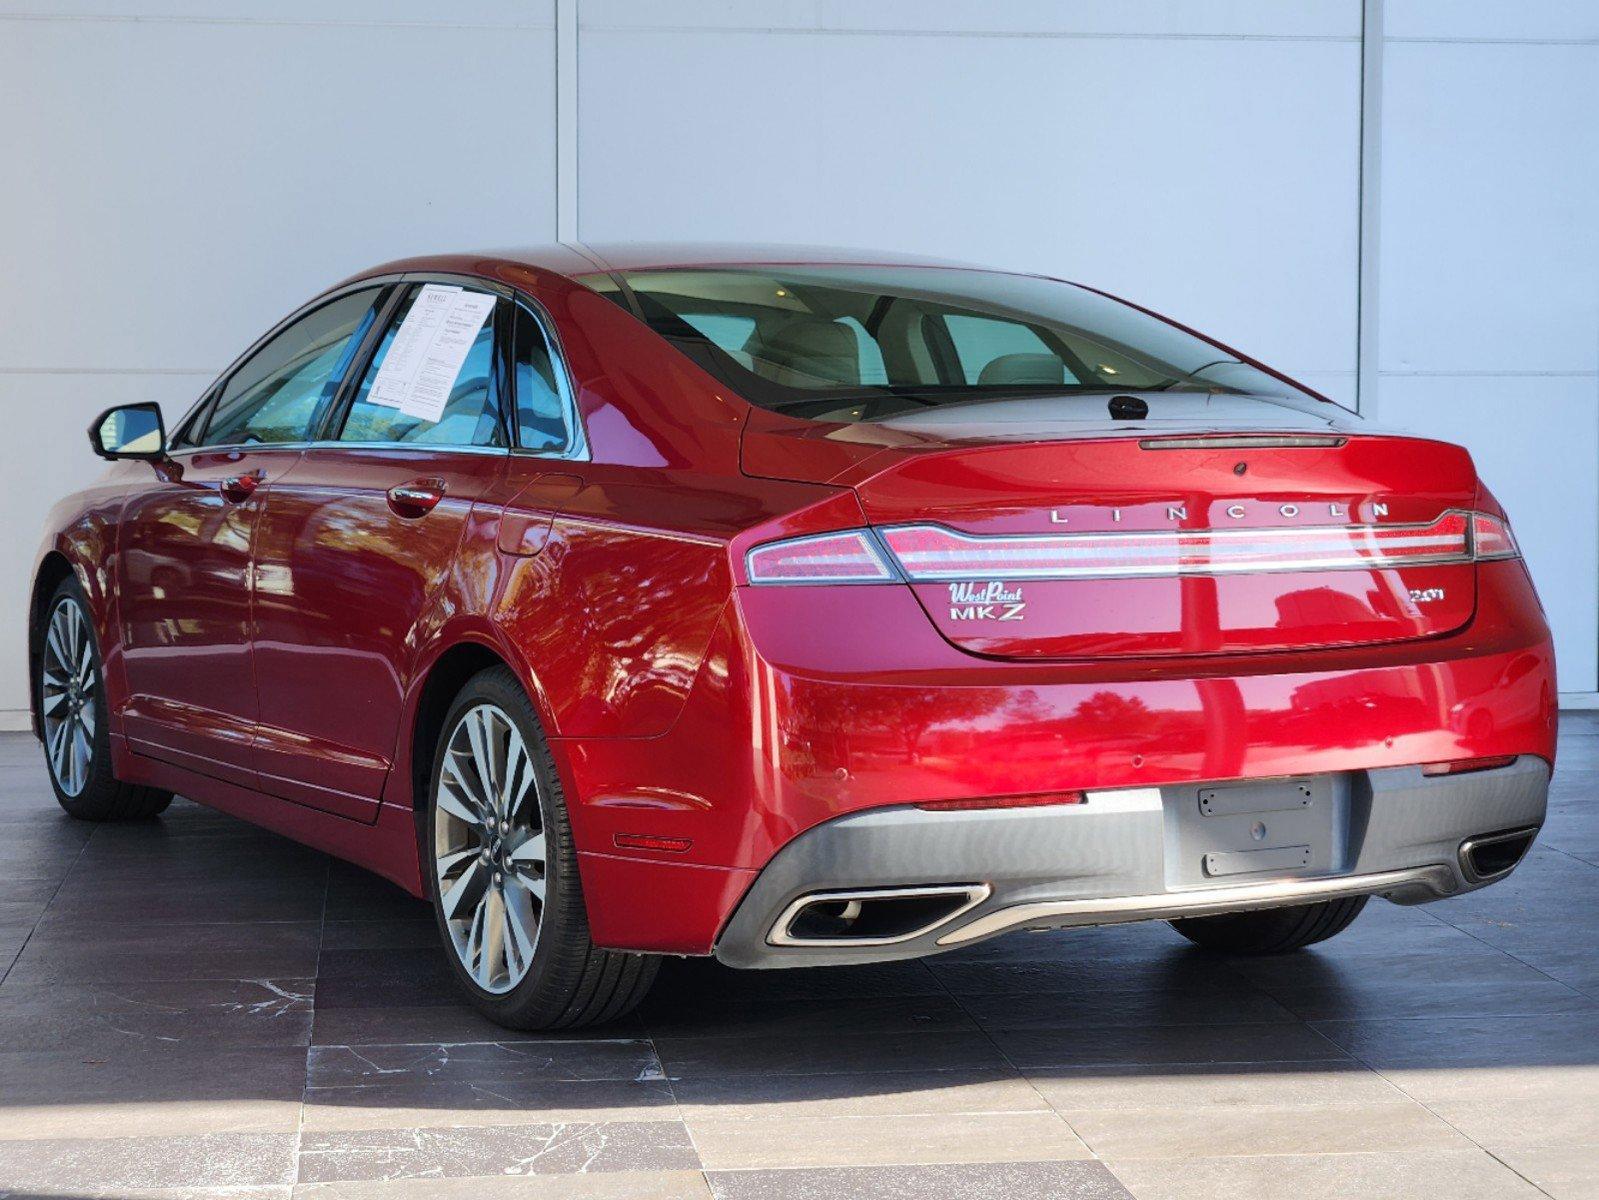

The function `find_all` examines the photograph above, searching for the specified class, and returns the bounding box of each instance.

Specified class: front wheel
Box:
[426,666,658,1029]
[1169,896,1368,955]
[38,579,172,821]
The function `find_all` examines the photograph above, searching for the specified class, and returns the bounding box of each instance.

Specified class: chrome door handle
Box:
[387,478,445,518]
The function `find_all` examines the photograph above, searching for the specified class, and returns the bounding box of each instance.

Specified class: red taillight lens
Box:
[1421,755,1518,777]
[1472,513,1519,560]
[879,512,1474,581]
[916,791,1085,812]
[746,531,895,585]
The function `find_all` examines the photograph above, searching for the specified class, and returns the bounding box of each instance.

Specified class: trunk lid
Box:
[750,399,1481,660]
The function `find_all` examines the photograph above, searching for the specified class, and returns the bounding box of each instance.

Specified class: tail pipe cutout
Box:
[1459,827,1539,883]
[768,885,990,947]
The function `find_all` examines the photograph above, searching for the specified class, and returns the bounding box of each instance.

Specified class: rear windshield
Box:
[581,265,1320,423]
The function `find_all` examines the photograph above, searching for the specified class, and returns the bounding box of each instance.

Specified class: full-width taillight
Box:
[745,510,1520,585]
[745,530,896,584]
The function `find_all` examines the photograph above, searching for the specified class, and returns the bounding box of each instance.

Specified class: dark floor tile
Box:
[308,1039,661,1087]
[706,1161,1133,1199]
[301,1076,677,1130]
[990,1020,1347,1069]
[5,919,323,984]
[0,1132,295,1190]
[44,874,327,925]
[641,992,977,1040]
[1261,974,1599,1021]
[0,1044,308,1137]
[296,1121,699,1183]
[0,977,314,1052]
[1312,1011,1599,1070]
[651,957,945,1002]
[655,1028,1009,1079]
[929,955,1243,997]
[957,985,1297,1030]
[311,1001,638,1046]
[323,866,432,922]
[319,918,440,952]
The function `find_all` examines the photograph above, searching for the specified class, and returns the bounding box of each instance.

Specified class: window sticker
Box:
[368,284,496,423]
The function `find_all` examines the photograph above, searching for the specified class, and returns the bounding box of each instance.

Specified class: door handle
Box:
[387,478,445,518]
[220,472,262,503]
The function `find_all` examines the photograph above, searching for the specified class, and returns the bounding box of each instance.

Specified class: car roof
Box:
[355,242,990,283]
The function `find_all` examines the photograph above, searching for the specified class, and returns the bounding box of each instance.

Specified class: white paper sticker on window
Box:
[368,284,496,423]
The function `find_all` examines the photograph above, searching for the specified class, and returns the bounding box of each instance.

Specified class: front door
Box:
[250,281,512,820]
[118,286,385,786]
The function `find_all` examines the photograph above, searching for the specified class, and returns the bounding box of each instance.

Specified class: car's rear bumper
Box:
[712,756,1549,968]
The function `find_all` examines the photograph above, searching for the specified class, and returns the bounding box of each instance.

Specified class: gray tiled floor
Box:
[0,720,1596,1199]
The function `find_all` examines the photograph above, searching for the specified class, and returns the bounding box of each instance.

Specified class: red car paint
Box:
[31,245,1557,956]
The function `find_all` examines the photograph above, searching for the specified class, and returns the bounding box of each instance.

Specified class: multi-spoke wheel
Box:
[434,703,548,994]
[41,593,97,797]
[35,578,172,821]
[425,665,659,1028]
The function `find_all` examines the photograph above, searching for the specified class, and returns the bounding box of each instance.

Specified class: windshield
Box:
[581,265,1321,423]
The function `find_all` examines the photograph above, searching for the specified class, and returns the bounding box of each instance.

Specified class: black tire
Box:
[37,578,173,822]
[1169,896,1368,955]
[425,665,659,1029]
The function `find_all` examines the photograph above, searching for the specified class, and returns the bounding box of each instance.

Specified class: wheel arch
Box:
[28,551,81,739]
[402,631,570,861]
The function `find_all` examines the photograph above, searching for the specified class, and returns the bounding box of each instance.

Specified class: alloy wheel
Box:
[41,596,96,797]
[433,702,549,994]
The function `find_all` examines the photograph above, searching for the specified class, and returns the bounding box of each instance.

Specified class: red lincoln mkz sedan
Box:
[32,245,1555,1028]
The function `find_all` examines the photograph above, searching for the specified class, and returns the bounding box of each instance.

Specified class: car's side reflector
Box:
[916,791,1086,812]
[613,833,694,853]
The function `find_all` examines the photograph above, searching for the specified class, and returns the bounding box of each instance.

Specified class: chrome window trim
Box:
[171,270,592,463]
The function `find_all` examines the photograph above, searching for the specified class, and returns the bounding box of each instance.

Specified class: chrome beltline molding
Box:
[937,864,1457,945]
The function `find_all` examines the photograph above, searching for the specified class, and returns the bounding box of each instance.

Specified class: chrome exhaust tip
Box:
[1459,826,1539,884]
[767,884,990,948]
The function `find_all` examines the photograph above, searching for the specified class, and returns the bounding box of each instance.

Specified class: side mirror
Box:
[89,402,167,461]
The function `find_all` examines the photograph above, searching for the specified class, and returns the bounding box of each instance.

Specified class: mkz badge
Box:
[948,581,1026,622]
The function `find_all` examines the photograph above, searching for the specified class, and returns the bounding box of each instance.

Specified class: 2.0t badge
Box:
[948,581,1026,622]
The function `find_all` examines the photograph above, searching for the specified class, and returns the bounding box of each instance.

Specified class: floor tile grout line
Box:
[922,955,1115,1159]
[290,855,333,1190]
[1297,1020,1560,1199]
[0,808,95,991]
[640,1008,712,1193]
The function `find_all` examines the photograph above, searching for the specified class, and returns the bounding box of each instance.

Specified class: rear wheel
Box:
[1169,896,1368,955]
[38,580,172,821]
[426,665,658,1029]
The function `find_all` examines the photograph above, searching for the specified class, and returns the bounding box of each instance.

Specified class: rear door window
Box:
[512,303,581,455]
[337,283,506,448]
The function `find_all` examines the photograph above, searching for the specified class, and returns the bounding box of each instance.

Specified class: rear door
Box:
[118,286,384,785]
[250,280,512,820]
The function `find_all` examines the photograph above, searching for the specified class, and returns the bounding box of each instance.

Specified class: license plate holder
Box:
[1168,776,1344,887]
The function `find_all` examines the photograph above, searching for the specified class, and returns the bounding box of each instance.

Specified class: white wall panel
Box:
[576,9,1363,408]
[0,6,557,718]
[1375,17,1599,691]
